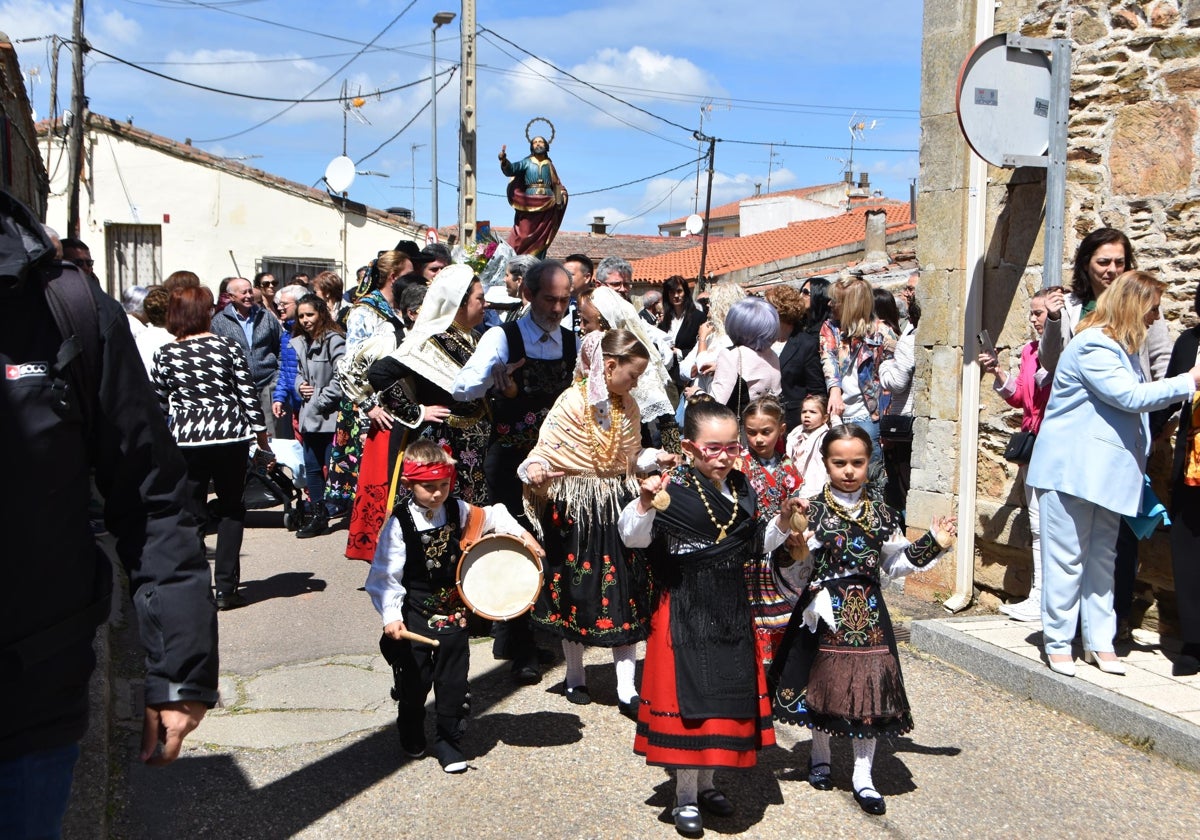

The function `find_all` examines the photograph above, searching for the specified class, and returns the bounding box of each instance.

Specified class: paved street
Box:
[101,515,1200,839]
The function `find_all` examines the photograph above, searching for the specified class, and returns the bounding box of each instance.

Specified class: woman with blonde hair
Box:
[819,277,896,468]
[1028,271,1200,676]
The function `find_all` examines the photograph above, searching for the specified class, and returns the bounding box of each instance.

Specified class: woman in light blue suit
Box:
[1027,271,1200,677]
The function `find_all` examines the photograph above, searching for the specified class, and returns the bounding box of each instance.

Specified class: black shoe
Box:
[564,685,591,705]
[854,787,886,815]
[215,591,245,611]
[807,760,833,790]
[399,728,426,759]
[617,695,641,721]
[697,788,734,818]
[512,664,541,686]
[297,511,328,539]
[1175,643,1200,677]
[671,804,703,837]
[430,738,468,773]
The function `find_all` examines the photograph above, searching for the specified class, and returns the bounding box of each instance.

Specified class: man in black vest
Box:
[453,260,575,684]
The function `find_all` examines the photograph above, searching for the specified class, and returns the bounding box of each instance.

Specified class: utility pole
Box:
[695,131,717,292]
[66,0,86,238]
[458,0,478,243]
[47,36,60,168]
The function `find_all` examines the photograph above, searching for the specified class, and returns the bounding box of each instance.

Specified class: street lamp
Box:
[431,10,456,231]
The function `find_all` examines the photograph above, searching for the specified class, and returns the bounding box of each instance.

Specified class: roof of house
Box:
[479,226,709,262]
[660,183,847,227]
[632,201,914,284]
[34,113,420,232]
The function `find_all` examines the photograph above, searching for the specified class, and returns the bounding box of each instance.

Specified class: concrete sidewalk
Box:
[911,616,1200,771]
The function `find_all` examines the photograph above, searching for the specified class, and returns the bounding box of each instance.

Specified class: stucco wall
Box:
[918,0,1200,632]
[42,126,417,293]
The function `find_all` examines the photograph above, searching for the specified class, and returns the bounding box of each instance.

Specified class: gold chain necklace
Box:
[442,323,477,358]
[823,484,874,530]
[697,475,739,541]
[581,380,626,471]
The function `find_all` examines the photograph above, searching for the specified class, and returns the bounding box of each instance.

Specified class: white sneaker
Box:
[998,597,1041,623]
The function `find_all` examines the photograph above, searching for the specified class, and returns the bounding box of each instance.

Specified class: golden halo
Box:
[525,117,556,145]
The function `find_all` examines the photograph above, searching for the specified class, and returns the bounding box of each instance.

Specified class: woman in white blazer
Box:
[1027,271,1200,677]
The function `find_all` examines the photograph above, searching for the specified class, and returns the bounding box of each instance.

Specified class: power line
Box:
[720,138,918,153]
[608,169,697,233]
[355,67,457,167]
[476,26,696,137]
[476,32,693,152]
[84,43,447,103]
[450,155,705,201]
[196,1,419,144]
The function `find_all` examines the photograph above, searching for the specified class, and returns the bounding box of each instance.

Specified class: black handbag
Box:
[878,414,914,443]
[1004,429,1037,464]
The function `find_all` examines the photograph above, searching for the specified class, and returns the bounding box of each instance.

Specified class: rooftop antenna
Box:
[845,114,880,208]
[752,143,784,194]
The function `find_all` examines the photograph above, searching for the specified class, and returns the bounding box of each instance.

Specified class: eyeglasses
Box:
[689,441,742,458]
[72,258,95,268]
[799,287,811,297]
[604,279,630,289]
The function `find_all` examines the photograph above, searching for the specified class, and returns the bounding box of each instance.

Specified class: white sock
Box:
[676,768,698,807]
[613,644,638,703]
[852,737,877,794]
[562,640,586,689]
[697,768,715,792]
[810,729,831,768]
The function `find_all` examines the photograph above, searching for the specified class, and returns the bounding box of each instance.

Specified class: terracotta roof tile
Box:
[632,202,914,284]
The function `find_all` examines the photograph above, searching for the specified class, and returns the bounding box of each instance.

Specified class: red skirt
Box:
[345,427,392,562]
[634,592,775,769]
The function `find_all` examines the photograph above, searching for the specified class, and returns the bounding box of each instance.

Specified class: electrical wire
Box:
[607,169,697,233]
[354,67,457,167]
[445,155,704,202]
[472,31,691,152]
[196,1,419,143]
[477,26,696,137]
[720,137,918,153]
[82,44,447,103]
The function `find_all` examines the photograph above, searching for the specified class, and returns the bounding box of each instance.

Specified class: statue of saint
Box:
[500,120,567,258]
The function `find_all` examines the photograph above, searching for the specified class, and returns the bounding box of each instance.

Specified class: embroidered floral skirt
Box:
[770,576,913,738]
[745,546,799,669]
[530,491,651,647]
[345,426,391,562]
[634,591,775,769]
[391,420,493,508]
[325,401,365,510]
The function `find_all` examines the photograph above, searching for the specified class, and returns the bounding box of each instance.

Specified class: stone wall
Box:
[918,0,1200,633]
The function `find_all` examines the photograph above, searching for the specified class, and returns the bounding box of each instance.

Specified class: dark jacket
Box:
[1151,325,1200,488]
[0,207,218,759]
[211,302,281,390]
[778,326,827,428]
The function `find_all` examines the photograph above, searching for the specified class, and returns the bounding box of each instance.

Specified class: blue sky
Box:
[8,0,922,236]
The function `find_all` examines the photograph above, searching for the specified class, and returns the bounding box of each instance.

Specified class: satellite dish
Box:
[955,33,1053,167]
[324,155,356,193]
[684,214,705,236]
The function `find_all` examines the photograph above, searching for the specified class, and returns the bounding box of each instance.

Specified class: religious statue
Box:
[500,117,568,258]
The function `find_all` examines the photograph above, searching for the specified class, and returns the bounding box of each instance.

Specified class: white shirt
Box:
[365,499,524,626]
[451,314,573,402]
[617,478,791,552]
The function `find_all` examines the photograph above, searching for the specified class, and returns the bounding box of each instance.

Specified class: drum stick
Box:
[396,628,440,647]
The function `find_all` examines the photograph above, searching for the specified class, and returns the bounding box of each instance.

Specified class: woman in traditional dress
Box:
[521,329,673,716]
[325,251,408,519]
[770,424,955,816]
[618,401,798,836]
[368,264,491,509]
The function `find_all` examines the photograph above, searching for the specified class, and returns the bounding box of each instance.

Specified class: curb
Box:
[910,617,1200,772]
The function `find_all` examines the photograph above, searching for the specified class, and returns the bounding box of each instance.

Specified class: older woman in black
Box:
[151,284,270,610]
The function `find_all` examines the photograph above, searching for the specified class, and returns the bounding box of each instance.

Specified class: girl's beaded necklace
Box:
[697,473,739,541]
[823,484,874,530]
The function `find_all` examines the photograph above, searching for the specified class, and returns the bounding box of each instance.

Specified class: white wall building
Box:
[39,113,422,295]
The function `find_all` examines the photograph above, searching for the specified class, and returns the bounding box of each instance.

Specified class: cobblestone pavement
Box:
[101,518,1200,839]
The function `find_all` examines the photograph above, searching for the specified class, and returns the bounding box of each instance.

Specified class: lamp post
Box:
[431,11,456,231]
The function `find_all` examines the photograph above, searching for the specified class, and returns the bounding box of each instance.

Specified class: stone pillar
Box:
[864,209,888,263]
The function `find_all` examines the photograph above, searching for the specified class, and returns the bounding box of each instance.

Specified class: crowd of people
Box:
[13,205,1200,838]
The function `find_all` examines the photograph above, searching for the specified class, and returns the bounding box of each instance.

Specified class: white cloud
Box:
[489,46,720,129]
